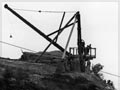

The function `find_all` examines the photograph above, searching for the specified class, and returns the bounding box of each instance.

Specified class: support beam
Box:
[47,15,77,37]
[62,17,76,59]
[35,12,66,62]
[55,12,65,42]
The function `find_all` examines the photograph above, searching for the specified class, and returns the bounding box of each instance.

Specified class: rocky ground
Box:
[0,51,116,90]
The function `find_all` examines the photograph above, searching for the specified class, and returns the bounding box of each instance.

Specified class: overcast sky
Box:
[2,2,118,89]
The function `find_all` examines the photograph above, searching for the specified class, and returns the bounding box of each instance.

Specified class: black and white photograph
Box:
[0,2,118,90]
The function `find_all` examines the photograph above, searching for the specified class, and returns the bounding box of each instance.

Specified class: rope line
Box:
[0,41,37,53]
[101,71,120,78]
[38,10,76,13]
[13,8,38,12]
[13,8,77,13]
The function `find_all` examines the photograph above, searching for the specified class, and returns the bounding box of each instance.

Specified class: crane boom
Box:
[4,4,71,56]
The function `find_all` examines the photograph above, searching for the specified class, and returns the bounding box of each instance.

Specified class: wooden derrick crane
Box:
[4,4,96,73]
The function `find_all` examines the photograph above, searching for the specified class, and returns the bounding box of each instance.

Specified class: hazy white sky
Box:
[2,2,118,89]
